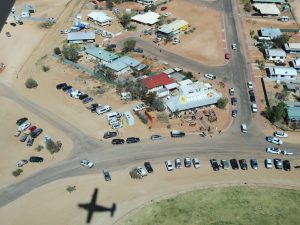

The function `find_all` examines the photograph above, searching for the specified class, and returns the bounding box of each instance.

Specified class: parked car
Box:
[210,159,220,171]
[231,97,238,105]
[80,159,94,168]
[126,137,140,144]
[251,103,258,113]
[282,150,294,155]
[221,160,229,170]
[230,159,239,170]
[133,48,143,53]
[239,159,248,170]
[229,88,235,96]
[184,158,192,168]
[150,134,163,141]
[250,159,258,170]
[266,136,283,145]
[30,128,43,138]
[274,158,283,169]
[225,53,230,59]
[103,169,111,181]
[232,109,238,118]
[193,158,200,169]
[247,81,253,89]
[241,124,247,133]
[170,130,185,138]
[103,131,117,139]
[18,121,31,131]
[274,131,288,138]
[96,105,112,115]
[204,73,216,80]
[249,94,256,103]
[14,130,21,137]
[137,166,148,177]
[265,159,272,169]
[82,97,93,104]
[161,6,167,10]
[16,159,28,167]
[144,162,153,173]
[111,138,125,145]
[108,117,119,125]
[26,137,34,146]
[164,12,171,17]
[79,94,89,100]
[266,147,281,154]
[107,112,122,120]
[283,160,291,171]
[111,122,122,130]
[165,160,174,171]
[56,83,67,90]
[62,85,72,91]
[28,125,37,133]
[175,158,182,169]
[133,103,146,112]
[19,134,28,142]
[232,43,237,50]
[29,156,44,163]
[16,117,28,125]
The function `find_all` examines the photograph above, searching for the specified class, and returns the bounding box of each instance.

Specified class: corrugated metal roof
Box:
[68,32,95,41]
[287,105,300,120]
[106,60,128,72]
[85,47,118,62]
[131,11,160,25]
[160,20,189,32]
[118,56,140,67]
[252,0,285,3]
[253,3,280,15]
[260,28,282,38]
[88,12,112,23]
[265,48,286,57]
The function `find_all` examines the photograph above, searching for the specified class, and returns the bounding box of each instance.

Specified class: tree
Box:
[46,140,62,154]
[120,13,131,28]
[122,40,136,53]
[273,34,290,48]
[106,0,114,10]
[216,97,228,109]
[62,44,80,62]
[144,92,156,106]
[12,169,23,177]
[265,102,286,123]
[25,78,38,89]
[152,98,165,111]
[244,3,251,12]
[250,30,255,38]
[54,47,61,55]
[149,5,157,11]
[125,80,147,100]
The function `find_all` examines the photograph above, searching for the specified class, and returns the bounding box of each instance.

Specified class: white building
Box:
[267,67,298,80]
[253,4,280,16]
[265,48,286,61]
[131,11,160,25]
[291,59,300,70]
[88,12,112,26]
[21,4,35,17]
[284,42,300,54]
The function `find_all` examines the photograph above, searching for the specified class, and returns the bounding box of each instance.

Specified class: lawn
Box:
[125,187,300,225]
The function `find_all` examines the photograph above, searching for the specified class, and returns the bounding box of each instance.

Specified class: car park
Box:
[232,43,237,50]
[126,137,140,144]
[111,139,124,145]
[221,160,229,170]
[241,124,247,133]
[266,136,283,145]
[82,97,93,104]
[184,158,192,168]
[210,159,219,171]
[265,159,272,169]
[232,109,238,118]
[30,128,43,138]
[239,159,248,170]
[266,147,281,154]
[229,88,235,96]
[274,131,288,138]
[26,137,34,146]
[103,169,111,181]
[18,121,31,131]
[16,117,28,125]
[231,97,237,105]
[56,83,67,90]
[165,160,174,171]
[274,159,283,169]
[137,166,148,177]
[251,103,258,113]
[175,158,182,169]
[204,73,216,80]
[103,131,117,139]
[29,156,44,163]
[193,158,200,169]
[247,81,253,89]
[16,159,28,167]
[80,159,94,168]
[250,159,258,170]
[230,159,239,170]
[144,162,153,173]
[151,134,163,141]
[133,104,146,112]
[19,134,28,142]
[283,160,291,171]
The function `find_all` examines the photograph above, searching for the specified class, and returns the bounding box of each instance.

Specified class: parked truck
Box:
[170,130,185,138]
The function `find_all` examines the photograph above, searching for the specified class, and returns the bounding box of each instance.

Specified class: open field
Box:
[125,187,300,225]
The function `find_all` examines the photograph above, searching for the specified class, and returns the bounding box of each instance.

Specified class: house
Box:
[87,12,112,26]
[67,32,95,43]
[123,111,135,126]
[265,48,286,61]
[267,67,298,80]
[131,11,160,25]
[290,58,300,70]
[284,43,300,54]
[252,0,285,3]
[85,47,118,64]
[105,56,141,75]
[258,27,282,40]
[253,4,280,16]
[21,4,35,17]
[156,20,189,37]
[142,73,176,97]
[286,104,300,128]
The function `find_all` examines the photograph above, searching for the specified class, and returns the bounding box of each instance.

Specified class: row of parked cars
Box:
[111,137,140,145]
[165,158,200,171]
[56,83,94,104]
[16,156,44,167]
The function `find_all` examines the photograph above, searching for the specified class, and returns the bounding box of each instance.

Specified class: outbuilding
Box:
[123,111,135,126]
[21,4,35,17]
[284,42,300,54]
[87,12,112,26]
[253,4,280,16]
[290,58,300,70]
[267,67,298,80]
[67,32,95,43]
[157,20,189,37]
[265,48,286,61]
[131,11,160,25]
[258,27,282,40]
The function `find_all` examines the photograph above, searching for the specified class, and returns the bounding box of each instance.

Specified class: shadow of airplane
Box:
[78,188,116,224]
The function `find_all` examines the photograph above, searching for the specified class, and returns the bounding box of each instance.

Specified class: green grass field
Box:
[125,187,300,225]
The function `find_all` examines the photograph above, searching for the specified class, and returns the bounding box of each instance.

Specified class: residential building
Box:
[267,67,298,80]
[156,20,189,37]
[253,4,280,16]
[265,48,286,61]
[85,47,118,64]
[67,32,95,43]
[286,104,300,128]
[258,27,282,40]
[131,11,160,25]
[105,56,142,75]
[21,4,35,17]
[87,12,112,26]
[142,73,176,96]
[284,42,300,54]
[252,0,285,3]
[123,111,135,126]
[290,58,300,70]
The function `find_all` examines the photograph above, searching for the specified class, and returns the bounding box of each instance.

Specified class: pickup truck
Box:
[170,130,185,138]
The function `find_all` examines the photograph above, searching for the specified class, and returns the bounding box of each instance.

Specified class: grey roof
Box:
[67,32,95,41]
[165,89,222,112]
[260,28,282,38]
[118,56,140,67]
[85,47,118,62]
[287,105,300,120]
[268,67,298,76]
[252,0,285,3]
[284,43,300,51]
[157,27,173,34]
[170,72,185,82]
[22,4,34,13]
[106,60,128,72]
[291,59,300,68]
[265,48,286,57]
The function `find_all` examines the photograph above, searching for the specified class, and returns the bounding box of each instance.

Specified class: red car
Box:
[225,53,230,60]
[28,126,37,133]
[161,6,168,11]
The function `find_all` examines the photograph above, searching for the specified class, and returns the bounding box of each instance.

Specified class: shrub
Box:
[46,140,62,154]
[158,113,169,123]
[12,169,23,177]
[42,65,50,72]
[129,168,142,179]
[167,124,171,129]
[244,3,251,12]
[66,185,76,193]
[39,21,55,29]
[35,145,44,152]
[216,97,228,109]
[134,111,148,124]
[25,78,38,89]
[54,47,61,55]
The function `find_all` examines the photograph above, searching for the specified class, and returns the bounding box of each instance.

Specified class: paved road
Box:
[0,0,299,209]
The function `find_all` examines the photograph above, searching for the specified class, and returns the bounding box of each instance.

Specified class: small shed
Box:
[123,111,135,126]
[21,4,35,17]
[145,111,157,123]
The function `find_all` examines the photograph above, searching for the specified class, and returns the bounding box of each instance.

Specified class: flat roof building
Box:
[253,4,280,15]
[259,27,282,39]
[265,48,286,61]
[85,47,118,63]
[284,42,300,54]
[267,67,298,80]
[131,11,160,25]
[88,12,112,26]
[67,32,95,43]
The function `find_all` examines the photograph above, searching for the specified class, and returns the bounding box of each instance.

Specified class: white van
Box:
[107,112,121,121]
[96,105,111,115]
[241,124,247,133]
[279,16,289,22]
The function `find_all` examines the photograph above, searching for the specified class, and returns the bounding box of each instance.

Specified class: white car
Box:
[241,123,247,133]
[265,159,272,169]
[60,29,70,34]
[251,103,258,113]
[108,118,119,125]
[247,81,253,89]
[204,74,216,80]
[111,122,122,130]
[18,121,31,131]
[282,150,294,155]
[16,160,28,167]
[164,12,171,17]
[266,147,281,154]
[232,43,237,50]
[192,158,200,169]
[70,90,82,98]
[96,105,112,115]
[80,159,94,168]
[175,158,182,169]
[137,166,148,177]
[133,104,146,112]
[172,39,180,45]
[165,160,174,171]
[274,131,288,138]
[266,136,283,145]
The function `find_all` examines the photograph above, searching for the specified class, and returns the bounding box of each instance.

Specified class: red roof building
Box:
[142,73,175,90]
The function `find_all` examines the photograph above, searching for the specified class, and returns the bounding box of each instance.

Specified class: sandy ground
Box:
[1,160,300,225]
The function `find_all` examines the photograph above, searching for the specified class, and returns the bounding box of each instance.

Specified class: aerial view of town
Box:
[0,0,300,224]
